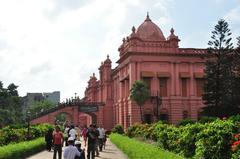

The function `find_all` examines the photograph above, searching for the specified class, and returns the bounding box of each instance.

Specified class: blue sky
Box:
[0,0,239,101]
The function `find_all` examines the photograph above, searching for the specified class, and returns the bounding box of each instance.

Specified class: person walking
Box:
[64,137,83,159]
[94,125,100,157]
[69,125,77,143]
[81,125,88,147]
[45,128,53,151]
[86,124,99,159]
[53,125,64,159]
[64,124,70,146]
[75,125,81,140]
[97,125,105,152]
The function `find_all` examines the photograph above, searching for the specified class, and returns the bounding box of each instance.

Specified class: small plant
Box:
[111,124,124,134]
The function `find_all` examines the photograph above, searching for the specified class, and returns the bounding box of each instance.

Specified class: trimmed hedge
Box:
[0,137,45,159]
[110,133,183,159]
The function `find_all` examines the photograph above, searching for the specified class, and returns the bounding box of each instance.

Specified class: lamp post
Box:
[27,111,30,140]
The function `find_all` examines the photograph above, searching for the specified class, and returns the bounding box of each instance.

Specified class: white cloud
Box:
[224,6,240,24]
[224,6,240,46]
[0,0,172,101]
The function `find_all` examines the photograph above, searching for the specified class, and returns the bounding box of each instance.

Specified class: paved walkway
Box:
[27,139,128,159]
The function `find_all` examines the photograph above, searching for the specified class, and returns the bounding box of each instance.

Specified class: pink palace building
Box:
[84,14,206,130]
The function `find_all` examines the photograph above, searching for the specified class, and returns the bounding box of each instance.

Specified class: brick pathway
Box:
[27,139,128,159]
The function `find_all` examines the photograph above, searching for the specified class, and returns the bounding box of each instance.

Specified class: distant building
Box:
[43,92,60,104]
[21,91,60,114]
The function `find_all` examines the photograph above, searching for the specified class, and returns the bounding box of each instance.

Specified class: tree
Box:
[130,80,149,123]
[237,36,240,47]
[0,81,23,128]
[7,83,19,96]
[202,19,240,117]
[55,113,67,125]
[28,100,55,115]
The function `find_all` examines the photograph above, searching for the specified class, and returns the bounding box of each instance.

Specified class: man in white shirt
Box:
[69,125,77,141]
[64,137,83,159]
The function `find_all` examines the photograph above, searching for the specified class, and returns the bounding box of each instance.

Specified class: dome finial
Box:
[145,12,151,21]
[132,26,136,33]
[170,28,174,34]
[107,54,109,59]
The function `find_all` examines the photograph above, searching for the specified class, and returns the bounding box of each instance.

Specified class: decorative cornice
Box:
[117,49,207,64]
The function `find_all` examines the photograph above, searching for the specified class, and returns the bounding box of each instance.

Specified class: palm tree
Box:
[130,80,149,123]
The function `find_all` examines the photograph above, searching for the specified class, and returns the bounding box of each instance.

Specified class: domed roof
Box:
[136,14,165,41]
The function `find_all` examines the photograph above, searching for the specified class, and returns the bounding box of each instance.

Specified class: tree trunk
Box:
[139,105,144,124]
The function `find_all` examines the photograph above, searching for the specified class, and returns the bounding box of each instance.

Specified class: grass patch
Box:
[0,137,45,159]
[110,133,184,159]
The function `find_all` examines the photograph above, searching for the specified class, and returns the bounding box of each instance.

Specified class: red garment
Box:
[53,132,63,145]
[82,128,87,137]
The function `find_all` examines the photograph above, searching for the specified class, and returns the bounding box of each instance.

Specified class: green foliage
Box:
[0,124,53,146]
[28,100,55,115]
[0,137,45,159]
[130,80,149,123]
[195,119,237,159]
[111,124,124,134]
[178,123,204,157]
[156,124,181,153]
[126,117,240,158]
[55,113,67,125]
[126,123,157,141]
[198,116,218,124]
[110,133,183,159]
[232,149,240,159]
[0,82,23,128]
[178,119,195,126]
[151,122,173,150]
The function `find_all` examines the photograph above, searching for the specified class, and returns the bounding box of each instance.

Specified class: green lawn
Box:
[110,133,184,159]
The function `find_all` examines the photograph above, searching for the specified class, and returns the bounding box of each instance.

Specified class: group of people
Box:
[45,123,107,159]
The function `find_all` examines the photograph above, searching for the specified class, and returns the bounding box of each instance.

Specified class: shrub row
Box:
[110,133,183,159]
[125,117,240,159]
[0,137,45,159]
[0,123,53,146]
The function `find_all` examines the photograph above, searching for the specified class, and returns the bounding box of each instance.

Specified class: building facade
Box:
[84,15,206,130]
